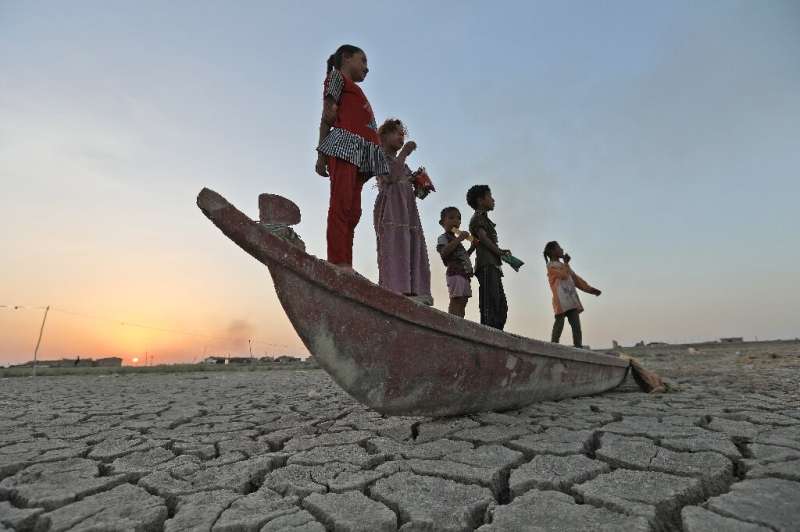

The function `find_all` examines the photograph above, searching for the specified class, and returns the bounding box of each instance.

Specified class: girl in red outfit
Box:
[316,45,388,269]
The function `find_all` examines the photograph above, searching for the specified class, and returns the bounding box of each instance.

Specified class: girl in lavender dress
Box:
[373,118,432,304]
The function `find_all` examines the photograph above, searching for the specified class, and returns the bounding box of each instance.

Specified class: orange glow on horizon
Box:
[1,302,308,366]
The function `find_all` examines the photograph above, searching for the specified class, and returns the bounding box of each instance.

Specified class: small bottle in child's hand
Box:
[450,227,475,243]
[412,167,436,199]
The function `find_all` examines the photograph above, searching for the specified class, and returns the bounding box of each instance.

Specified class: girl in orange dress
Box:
[543,241,601,348]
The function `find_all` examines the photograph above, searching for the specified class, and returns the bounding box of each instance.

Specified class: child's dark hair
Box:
[466,185,491,210]
[439,206,460,223]
[327,45,364,73]
[378,118,407,139]
[543,241,559,264]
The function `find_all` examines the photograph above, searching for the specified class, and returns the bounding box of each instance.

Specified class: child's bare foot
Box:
[331,263,371,283]
[407,294,434,306]
[331,263,356,274]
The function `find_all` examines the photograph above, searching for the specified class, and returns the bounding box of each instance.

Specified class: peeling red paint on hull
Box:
[197,188,629,417]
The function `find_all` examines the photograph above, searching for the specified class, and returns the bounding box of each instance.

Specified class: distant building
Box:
[228,357,253,364]
[203,356,227,365]
[95,357,122,367]
[274,355,301,363]
[720,337,744,343]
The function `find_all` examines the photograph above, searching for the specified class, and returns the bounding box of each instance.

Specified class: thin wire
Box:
[32,306,50,378]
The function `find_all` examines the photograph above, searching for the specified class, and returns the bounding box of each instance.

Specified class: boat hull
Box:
[198,188,629,416]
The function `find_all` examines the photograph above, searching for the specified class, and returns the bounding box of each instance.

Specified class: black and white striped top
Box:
[318,128,388,177]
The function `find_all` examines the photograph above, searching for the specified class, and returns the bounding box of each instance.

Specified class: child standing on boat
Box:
[467,185,510,330]
[373,118,432,304]
[543,241,601,348]
[436,207,474,317]
[316,44,388,270]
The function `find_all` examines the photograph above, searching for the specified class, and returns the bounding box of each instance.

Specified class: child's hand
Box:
[457,231,470,241]
[500,249,511,256]
[593,288,602,296]
[400,141,417,157]
[563,253,571,263]
[315,154,328,177]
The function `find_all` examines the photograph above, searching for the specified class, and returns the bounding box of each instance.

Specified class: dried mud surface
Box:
[1,340,798,531]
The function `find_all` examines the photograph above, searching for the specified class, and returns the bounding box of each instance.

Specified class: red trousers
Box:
[327,157,363,266]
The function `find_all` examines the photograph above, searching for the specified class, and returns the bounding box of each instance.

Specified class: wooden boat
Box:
[197,188,630,417]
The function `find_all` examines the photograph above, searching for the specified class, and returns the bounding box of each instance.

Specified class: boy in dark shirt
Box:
[436,207,474,318]
[467,185,510,330]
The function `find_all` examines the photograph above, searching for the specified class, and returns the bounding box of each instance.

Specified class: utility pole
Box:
[249,339,253,362]
[32,306,50,378]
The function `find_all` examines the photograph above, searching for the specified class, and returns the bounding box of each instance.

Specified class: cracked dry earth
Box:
[1,342,799,531]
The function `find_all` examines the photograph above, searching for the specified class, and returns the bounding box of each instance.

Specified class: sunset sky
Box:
[2,1,799,366]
